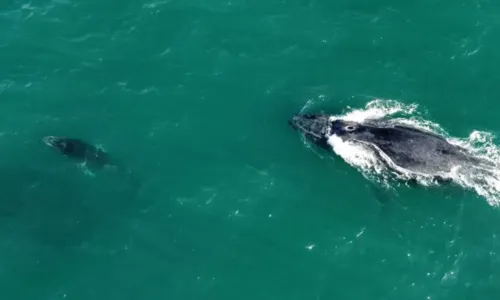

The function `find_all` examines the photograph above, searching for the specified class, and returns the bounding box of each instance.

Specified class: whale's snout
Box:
[289,114,328,134]
[43,136,67,152]
[43,136,58,147]
[288,115,300,128]
[289,114,316,129]
[289,113,331,148]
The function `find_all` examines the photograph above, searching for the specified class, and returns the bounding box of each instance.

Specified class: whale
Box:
[42,135,144,191]
[289,113,495,183]
[43,136,112,169]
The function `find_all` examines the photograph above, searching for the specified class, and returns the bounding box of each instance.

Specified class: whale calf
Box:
[43,136,112,169]
[289,114,494,182]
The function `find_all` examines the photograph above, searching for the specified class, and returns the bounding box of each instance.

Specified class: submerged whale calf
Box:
[43,136,112,169]
[43,136,144,196]
[289,114,493,182]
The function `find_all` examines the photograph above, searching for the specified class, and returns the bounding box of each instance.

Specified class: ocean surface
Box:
[2,0,500,299]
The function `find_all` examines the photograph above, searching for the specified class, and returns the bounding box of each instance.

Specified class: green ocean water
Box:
[2,0,500,299]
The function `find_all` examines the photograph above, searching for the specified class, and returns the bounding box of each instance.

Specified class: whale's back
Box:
[353,125,477,175]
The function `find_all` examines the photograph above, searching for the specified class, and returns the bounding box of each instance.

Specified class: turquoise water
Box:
[2,0,500,299]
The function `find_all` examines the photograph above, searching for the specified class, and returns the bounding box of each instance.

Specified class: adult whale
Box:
[289,113,494,182]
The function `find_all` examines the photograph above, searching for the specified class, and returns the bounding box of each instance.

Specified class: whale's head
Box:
[43,136,67,150]
[43,136,78,156]
[289,114,366,148]
[289,114,331,149]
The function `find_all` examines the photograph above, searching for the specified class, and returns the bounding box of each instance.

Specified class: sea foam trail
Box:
[310,99,500,207]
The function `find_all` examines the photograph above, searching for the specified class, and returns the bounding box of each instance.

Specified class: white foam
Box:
[327,135,385,174]
[329,99,418,123]
[324,99,500,206]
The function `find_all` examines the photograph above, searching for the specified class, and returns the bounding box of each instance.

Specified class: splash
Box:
[330,99,418,123]
[324,99,500,206]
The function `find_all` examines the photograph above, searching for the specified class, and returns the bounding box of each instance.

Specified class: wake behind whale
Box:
[290,100,500,206]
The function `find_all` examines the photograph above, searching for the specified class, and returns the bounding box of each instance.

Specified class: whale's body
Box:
[43,136,111,168]
[289,114,493,181]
